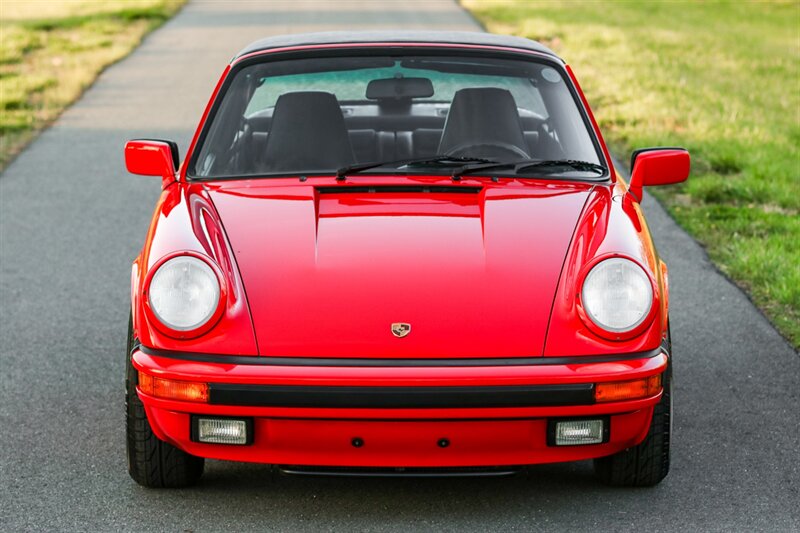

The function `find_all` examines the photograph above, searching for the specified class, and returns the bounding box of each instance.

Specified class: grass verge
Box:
[463,0,800,348]
[0,0,186,170]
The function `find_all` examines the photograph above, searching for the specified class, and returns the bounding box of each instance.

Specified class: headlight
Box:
[148,255,221,332]
[581,258,653,333]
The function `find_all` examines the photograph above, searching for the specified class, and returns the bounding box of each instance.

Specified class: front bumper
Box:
[132,347,668,467]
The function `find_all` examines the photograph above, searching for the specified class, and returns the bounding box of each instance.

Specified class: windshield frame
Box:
[185,45,610,183]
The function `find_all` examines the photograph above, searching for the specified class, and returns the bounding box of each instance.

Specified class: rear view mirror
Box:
[124,139,179,188]
[628,147,690,201]
[366,77,434,100]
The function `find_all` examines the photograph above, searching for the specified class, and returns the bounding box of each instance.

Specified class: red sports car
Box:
[125,32,689,488]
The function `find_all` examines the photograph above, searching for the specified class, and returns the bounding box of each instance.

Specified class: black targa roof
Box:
[234,31,561,62]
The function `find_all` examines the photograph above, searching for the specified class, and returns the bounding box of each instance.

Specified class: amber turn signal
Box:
[138,371,209,403]
[595,374,662,403]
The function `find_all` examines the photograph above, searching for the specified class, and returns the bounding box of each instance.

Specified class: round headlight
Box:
[581,258,653,333]
[148,256,221,332]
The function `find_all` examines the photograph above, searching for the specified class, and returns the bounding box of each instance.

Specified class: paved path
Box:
[1,1,797,531]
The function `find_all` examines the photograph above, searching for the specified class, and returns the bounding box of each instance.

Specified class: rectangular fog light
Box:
[193,417,251,445]
[551,419,605,446]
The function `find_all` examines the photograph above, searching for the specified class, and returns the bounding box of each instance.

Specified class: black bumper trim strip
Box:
[277,465,521,478]
[138,346,662,368]
[208,383,595,408]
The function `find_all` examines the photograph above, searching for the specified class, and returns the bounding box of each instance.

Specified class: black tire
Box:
[126,314,204,488]
[593,341,672,487]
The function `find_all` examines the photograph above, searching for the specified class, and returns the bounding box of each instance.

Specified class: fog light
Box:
[551,419,605,446]
[194,417,251,445]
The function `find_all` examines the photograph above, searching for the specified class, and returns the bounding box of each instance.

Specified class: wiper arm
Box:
[336,155,497,179]
[452,159,607,179]
[451,160,523,179]
[515,159,607,174]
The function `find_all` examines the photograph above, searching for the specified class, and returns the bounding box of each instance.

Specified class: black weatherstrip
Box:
[138,345,662,367]
[209,383,595,408]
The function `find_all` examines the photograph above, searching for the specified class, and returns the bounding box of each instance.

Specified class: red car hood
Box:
[208,179,592,358]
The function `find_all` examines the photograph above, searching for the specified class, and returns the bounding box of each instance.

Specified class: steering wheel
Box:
[446,141,530,161]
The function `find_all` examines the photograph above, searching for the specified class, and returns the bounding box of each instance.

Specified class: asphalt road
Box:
[1,1,798,531]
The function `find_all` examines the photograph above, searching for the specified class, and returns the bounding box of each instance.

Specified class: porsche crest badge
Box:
[391,322,411,338]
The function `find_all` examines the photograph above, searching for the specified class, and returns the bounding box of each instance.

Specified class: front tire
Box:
[126,314,204,488]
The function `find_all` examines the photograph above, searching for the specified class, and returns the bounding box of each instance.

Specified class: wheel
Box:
[593,341,672,487]
[126,314,204,488]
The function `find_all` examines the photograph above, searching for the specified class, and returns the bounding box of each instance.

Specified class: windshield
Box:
[190,53,604,179]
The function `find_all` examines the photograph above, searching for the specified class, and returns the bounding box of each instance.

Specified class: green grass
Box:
[0,0,186,169]
[463,0,800,348]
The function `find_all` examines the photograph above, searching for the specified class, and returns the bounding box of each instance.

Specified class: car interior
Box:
[242,86,568,173]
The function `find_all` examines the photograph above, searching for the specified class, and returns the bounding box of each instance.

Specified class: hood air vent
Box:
[318,186,481,194]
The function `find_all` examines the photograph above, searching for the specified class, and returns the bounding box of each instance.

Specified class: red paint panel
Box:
[208,177,591,358]
[144,406,653,467]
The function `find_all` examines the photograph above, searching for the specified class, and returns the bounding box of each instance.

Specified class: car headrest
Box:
[264,91,354,172]
[438,87,529,158]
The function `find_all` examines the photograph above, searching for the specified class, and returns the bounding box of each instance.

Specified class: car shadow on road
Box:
[129,459,666,527]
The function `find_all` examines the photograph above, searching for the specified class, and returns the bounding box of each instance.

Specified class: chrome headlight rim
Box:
[143,251,226,339]
[578,255,657,340]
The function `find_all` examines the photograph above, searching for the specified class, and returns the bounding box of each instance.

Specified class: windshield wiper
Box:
[336,155,498,179]
[516,159,607,174]
[452,159,607,179]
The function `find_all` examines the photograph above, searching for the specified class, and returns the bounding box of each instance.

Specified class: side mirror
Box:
[124,139,180,188]
[628,147,690,201]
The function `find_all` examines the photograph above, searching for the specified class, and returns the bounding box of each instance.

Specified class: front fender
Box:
[544,181,666,356]
[132,182,258,355]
